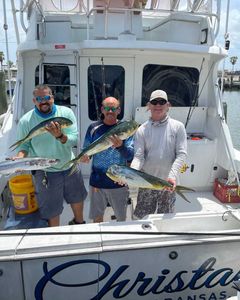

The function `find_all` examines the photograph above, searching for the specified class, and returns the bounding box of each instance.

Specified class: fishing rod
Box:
[185,60,216,128]
[88,58,100,120]
[185,57,206,128]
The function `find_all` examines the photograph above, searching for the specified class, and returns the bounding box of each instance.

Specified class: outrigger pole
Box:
[219,0,240,187]
[2,0,13,101]
[10,0,20,45]
[220,0,230,96]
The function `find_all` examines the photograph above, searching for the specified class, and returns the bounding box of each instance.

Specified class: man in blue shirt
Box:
[81,97,134,223]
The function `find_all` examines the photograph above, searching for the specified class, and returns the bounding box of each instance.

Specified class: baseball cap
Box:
[150,90,168,102]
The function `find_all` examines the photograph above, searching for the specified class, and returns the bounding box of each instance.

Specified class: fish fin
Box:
[176,189,191,203]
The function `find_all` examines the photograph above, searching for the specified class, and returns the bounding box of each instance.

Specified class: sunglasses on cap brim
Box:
[150,98,167,105]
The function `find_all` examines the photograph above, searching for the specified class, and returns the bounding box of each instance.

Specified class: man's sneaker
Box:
[68,219,86,225]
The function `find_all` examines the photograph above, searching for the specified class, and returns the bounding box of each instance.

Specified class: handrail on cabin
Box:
[86,5,219,39]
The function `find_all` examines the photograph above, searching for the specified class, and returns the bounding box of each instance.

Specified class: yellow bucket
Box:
[9,174,38,214]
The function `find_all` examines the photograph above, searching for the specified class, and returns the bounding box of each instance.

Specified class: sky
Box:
[0,0,240,70]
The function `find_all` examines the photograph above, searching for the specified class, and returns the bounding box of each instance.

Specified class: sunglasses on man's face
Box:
[150,98,167,106]
[35,95,51,102]
[103,106,119,112]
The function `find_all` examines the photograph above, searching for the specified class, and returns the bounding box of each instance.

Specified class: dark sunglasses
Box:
[103,106,119,112]
[35,95,51,102]
[150,98,167,105]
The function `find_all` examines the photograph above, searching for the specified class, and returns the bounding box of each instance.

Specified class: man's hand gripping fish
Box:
[66,120,138,175]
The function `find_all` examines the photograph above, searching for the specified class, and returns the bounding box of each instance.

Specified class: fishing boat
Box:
[3,66,18,96]
[1,0,240,299]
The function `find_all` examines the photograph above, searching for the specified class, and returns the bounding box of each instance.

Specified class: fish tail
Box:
[64,151,84,175]
[177,185,195,192]
[175,185,195,203]
[175,190,191,203]
[62,159,74,171]
[69,163,78,176]
[9,138,25,150]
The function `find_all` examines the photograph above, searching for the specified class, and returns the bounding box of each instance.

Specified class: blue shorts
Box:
[32,167,87,220]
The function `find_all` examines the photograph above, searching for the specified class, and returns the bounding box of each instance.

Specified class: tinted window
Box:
[88,65,125,120]
[35,65,70,106]
[142,65,199,106]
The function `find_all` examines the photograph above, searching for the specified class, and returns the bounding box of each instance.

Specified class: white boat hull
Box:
[1,212,240,299]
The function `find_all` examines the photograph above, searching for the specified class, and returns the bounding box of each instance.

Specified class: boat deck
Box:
[60,189,239,224]
[2,178,240,261]
[1,176,240,230]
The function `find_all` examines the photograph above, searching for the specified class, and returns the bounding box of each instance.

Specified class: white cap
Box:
[150,90,168,102]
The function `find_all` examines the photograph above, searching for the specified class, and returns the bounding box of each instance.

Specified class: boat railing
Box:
[29,0,218,15]
[17,0,220,40]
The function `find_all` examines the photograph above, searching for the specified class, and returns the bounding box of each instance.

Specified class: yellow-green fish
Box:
[106,164,194,203]
[67,120,138,174]
[10,117,73,150]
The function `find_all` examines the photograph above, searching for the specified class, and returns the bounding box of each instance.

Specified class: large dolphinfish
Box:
[66,120,138,174]
[9,117,73,150]
[106,164,194,203]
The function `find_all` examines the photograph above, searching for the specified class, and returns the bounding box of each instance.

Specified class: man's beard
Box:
[39,103,52,114]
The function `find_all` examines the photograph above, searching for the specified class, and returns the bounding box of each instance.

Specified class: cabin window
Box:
[142,64,199,107]
[88,65,125,121]
[35,65,70,106]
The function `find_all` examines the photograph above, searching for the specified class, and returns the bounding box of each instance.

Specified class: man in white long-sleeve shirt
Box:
[131,90,187,219]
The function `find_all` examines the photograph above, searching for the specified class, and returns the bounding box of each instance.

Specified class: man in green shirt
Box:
[15,84,87,227]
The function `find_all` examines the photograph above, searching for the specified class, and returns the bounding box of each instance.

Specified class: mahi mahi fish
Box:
[67,120,138,174]
[0,157,60,175]
[106,164,195,203]
[9,117,73,150]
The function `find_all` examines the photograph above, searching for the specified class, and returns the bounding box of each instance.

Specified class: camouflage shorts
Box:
[133,188,176,219]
